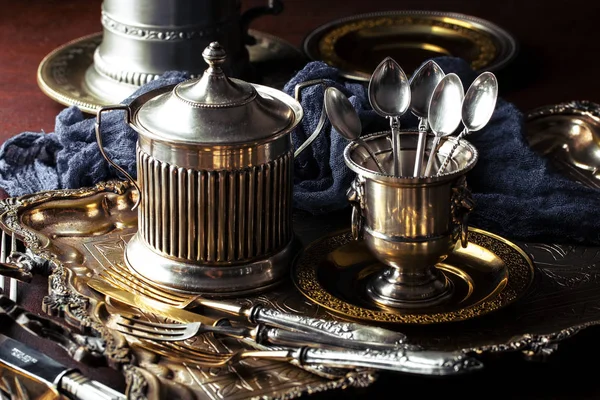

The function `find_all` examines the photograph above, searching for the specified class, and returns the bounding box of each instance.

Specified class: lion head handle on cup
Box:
[346,176,365,241]
[451,176,475,248]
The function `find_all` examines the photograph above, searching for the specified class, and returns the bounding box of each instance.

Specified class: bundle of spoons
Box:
[435,71,498,175]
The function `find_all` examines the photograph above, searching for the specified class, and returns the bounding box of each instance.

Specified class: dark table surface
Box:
[1,0,599,398]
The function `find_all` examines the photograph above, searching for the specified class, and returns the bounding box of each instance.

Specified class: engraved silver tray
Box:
[2,181,600,397]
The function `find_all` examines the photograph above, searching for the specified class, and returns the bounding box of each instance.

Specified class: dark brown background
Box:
[1,0,600,398]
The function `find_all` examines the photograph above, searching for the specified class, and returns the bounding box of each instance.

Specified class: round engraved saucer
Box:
[303,10,518,81]
[37,30,306,114]
[525,100,600,189]
[292,227,534,324]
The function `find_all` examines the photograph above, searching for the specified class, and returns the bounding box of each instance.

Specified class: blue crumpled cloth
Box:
[1,58,600,246]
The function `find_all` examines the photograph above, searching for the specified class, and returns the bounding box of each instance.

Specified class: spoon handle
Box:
[413,118,428,177]
[436,129,467,176]
[389,117,402,176]
[356,138,387,174]
[424,136,441,176]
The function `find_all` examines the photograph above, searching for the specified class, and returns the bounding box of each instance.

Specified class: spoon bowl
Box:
[409,60,445,176]
[462,71,498,132]
[324,87,386,173]
[368,57,411,176]
[424,73,465,175]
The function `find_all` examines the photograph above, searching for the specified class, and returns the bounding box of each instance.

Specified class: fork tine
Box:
[116,321,189,338]
[115,327,184,342]
[115,318,197,341]
[100,264,184,305]
[103,262,191,304]
[117,314,193,330]
[111,262,190,302]
[113,262,193,303]
[106,263,203,309]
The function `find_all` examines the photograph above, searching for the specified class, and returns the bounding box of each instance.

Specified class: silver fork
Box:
[115,314,251,341]
[100,263,191,307]
[112,315,482,376]
[113,314,356,380]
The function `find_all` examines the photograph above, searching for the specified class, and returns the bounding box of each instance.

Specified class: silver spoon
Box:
[436,72,498,175]
[424,73,465,176]
[368,57,411,177]
[324,87,386,173]
[409,60,445,177]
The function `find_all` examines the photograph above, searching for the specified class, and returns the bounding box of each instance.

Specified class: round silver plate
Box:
[303,10,518,81]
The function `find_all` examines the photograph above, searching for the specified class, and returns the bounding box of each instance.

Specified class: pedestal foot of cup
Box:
[365,266,453,309]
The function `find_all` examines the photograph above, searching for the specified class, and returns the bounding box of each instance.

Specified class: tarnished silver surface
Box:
[345,132,478,308]
[525,100,600,188]
[84,0,283,103]
[95,43,324,296]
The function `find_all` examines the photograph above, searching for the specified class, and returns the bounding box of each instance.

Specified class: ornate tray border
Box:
[0,181,376,399]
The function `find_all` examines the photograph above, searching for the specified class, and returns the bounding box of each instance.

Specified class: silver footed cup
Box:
[345,132,478,309]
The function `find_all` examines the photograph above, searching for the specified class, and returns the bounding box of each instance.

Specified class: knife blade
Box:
[0,293,106,366]
[0,334,126,400]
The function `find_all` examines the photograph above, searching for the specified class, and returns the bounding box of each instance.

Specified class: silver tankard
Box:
[85,0,283,104]
[345,132,478,309]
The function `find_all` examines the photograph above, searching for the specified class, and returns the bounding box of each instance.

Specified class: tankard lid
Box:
[131,42,301,145]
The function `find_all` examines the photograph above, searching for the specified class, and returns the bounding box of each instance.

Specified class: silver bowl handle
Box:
[94,105,141,210]
[293,79,329,158]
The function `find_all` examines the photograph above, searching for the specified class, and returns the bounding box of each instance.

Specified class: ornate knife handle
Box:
[249,305,408,350]
[346,176,365,241]
[61,372,127,400]
[240,346,483,376]
[301,346,482,376]
[0,294,106,365]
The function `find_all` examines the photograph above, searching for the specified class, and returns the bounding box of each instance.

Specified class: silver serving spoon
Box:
[368,57,411,177]
[424,73,465,176]
[409,60,445,177]
[436,72,498,175]
[324,87,386,174]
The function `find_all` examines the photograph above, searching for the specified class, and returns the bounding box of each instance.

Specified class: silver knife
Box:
[0,333,126,400]
[194,296,409,350]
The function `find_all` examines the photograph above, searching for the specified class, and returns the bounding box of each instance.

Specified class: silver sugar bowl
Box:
[95,42,322,296]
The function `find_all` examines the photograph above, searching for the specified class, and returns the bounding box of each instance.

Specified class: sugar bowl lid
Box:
[131,42,301,145]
